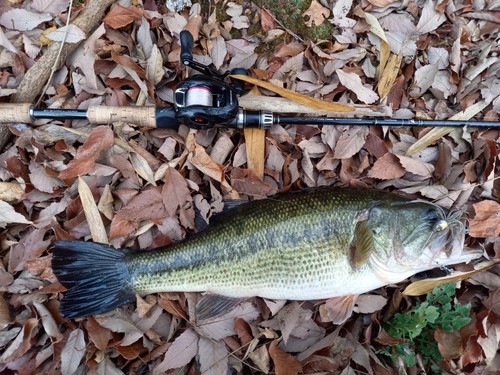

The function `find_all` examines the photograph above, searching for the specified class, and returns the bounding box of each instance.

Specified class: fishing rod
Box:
[0,31,498,130]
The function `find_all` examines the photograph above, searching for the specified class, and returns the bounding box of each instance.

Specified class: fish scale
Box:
[51,187,482,319]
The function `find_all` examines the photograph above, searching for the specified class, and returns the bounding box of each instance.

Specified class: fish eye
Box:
[425,208,440,223]
[425,209,448,232]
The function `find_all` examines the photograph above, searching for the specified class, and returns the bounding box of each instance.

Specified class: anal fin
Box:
[195,294,247,321]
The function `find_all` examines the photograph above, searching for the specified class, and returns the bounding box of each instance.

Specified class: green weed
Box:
[379,283,471,369]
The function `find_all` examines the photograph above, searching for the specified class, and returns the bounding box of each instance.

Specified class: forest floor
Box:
[0,0,499,374]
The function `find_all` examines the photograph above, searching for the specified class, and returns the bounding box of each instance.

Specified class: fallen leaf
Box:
[435,329,464,360]
[208,35,227,70]
[468,200,500,238]
[58,126,114,179]
[162,167,192,217]
[403,261,499,296]
[0,295,11,330]
[319,296,357,324]
[231,74,354,112]
[353,294,387,314]
[367,0,397,6]
[45,24,86,43]
[29,163,65,193]
[198,336,229,375]
[231,167,274,196]
[109,187,166,240]
[155,328,198,372]
[0,318,38,363]
[416,0,447,34]
[30,0,69,16]
[85,317,112,351]
[410,64,439,96]
[103,3,143,29]
[0,9,52,31]
[260,8,275,32]
[396,155,435,177]
[336,69,379,104]
[78,177,108,244]
[303,0,331,27]
[368,153,405,180]
[0,201,32,228]
[33,302,63,342]
[269,340,302,375]
[333,126,369,160]
[61,328,86,375]
[196,302,259,340]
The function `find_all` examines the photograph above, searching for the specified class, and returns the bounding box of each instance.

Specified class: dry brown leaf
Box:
[468,200,500,238]
[33,302,63,343]
[155,328,198,372]
[196,302,259,340]
[162,167,192,217]
[248,344,271,373]
[208,34,227,70]
[0,182,24,202]
[0,201,32,228]
[368,153,405,180]
[435,329,464,360]
[269,340,303,375]
[403,261,499,296]
[198,336,229,375]
[109,187,166,240]
[260,8,275,32]
[378,54,402,98]
[336,69,379,104]
[0,318,38,363]
[61,328,86,375]
[231,167,274,196]
[367,0,397,6]
[85,316,112,351]
[353,294,387,314]
[0,294,12,330]
[302,0,331,27]
[333,126,369,160]
[9,227,50,273]
[319,295,357,324]
[58,126,114,179]
[353,6,390,77]
[396,155,435,177]
[78,177,108,244]
[230,74,354,112]
[103,3,143,29]
[416,0,447,34]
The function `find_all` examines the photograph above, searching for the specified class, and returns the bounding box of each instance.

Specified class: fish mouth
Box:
[433,247,484,267]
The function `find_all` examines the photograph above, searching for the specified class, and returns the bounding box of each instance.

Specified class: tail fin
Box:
[52,240,135,319]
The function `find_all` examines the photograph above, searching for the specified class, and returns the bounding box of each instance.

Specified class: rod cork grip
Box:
[87,106,157,128]
[0,103,33,123]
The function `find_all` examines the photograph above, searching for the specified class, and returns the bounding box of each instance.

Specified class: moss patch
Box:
[251,0,335,42]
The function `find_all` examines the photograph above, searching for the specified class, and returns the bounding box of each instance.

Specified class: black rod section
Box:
[31,108,88,120]
[275,116,499,128]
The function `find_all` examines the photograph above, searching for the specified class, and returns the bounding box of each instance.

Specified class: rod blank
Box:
[0,104,498,129]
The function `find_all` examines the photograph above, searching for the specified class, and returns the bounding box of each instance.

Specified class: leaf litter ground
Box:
[0,0,499,374]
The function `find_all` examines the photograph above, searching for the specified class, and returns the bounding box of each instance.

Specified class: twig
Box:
[35,0,73,107]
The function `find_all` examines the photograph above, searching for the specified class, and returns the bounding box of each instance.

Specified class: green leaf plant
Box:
[378,283,471,370]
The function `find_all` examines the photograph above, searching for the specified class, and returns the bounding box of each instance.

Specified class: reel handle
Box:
[180,30,194,64]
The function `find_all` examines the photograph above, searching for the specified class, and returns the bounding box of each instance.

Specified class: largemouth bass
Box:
[52,187,482,319]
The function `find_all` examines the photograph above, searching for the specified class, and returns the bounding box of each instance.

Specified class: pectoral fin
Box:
[195,294,247,321]
[350,220,375,268]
